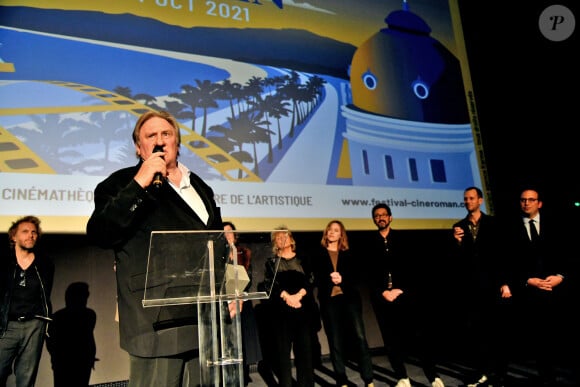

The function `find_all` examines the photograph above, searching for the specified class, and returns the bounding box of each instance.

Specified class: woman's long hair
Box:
[320,220,349,251]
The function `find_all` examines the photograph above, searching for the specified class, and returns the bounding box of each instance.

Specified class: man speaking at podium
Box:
[87,110,223,387]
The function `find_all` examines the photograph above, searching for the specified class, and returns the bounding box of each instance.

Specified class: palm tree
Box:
[195,79,219,137]
[277,71,301,137]
[214,79,242,118]
[227,111,271,176]
[113,86,161,129]
[10,114,70,172]
[170,84,202,133]
[164,100,191,122]
[207,124,253,179]
[267,94,292,150]
[249,94,290,161]
[62,111,130,174]
[305,75,326,106]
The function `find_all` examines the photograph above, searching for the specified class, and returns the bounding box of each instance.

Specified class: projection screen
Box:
[0,0,490,232]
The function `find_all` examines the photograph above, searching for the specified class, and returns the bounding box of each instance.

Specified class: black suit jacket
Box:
[86,162,222,357]
[311,246,362,307]
[504,211,569,304]
[452,212,506,307]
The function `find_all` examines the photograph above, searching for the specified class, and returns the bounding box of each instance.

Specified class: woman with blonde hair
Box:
[260,226,317,387]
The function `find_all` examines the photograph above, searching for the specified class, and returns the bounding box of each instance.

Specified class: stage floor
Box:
[246,348,578,386]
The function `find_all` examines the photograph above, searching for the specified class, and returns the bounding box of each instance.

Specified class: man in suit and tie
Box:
[506,186,570,386]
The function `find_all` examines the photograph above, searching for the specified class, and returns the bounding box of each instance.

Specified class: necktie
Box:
[529,219,539,242]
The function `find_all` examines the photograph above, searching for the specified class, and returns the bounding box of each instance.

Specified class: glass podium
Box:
[141,229,284,386]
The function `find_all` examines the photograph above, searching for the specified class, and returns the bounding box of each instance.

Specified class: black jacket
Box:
[366,229,417,308]
[452,212,506,306]
[311,246,362,306]
[0,246,54,336]
[86,163,222,357]
[503,211,569,302]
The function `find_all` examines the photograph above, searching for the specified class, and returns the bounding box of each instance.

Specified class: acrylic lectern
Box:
[141,229,283,386]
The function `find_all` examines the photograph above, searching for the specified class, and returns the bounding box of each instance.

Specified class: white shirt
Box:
[170,163,209,225]
[525,214,540,240]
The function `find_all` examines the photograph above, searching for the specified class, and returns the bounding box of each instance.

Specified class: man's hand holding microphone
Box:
[134,145,165,189]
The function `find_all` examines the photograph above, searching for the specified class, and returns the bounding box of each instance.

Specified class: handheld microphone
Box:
[152,145,164,189]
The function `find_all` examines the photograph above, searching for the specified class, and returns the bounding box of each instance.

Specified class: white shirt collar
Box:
[526,214,540,224]
[171,163,209,225]
[176,162,191,190]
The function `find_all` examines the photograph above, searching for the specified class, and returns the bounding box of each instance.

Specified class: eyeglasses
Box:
[374,213,390,219]
[520,198,538,203]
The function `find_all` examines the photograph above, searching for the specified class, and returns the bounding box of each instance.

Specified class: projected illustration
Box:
[0,0,487,231]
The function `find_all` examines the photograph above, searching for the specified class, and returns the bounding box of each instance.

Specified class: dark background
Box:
[458,0,578,217]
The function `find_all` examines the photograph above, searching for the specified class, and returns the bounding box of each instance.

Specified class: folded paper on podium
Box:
[141,229,285,387]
